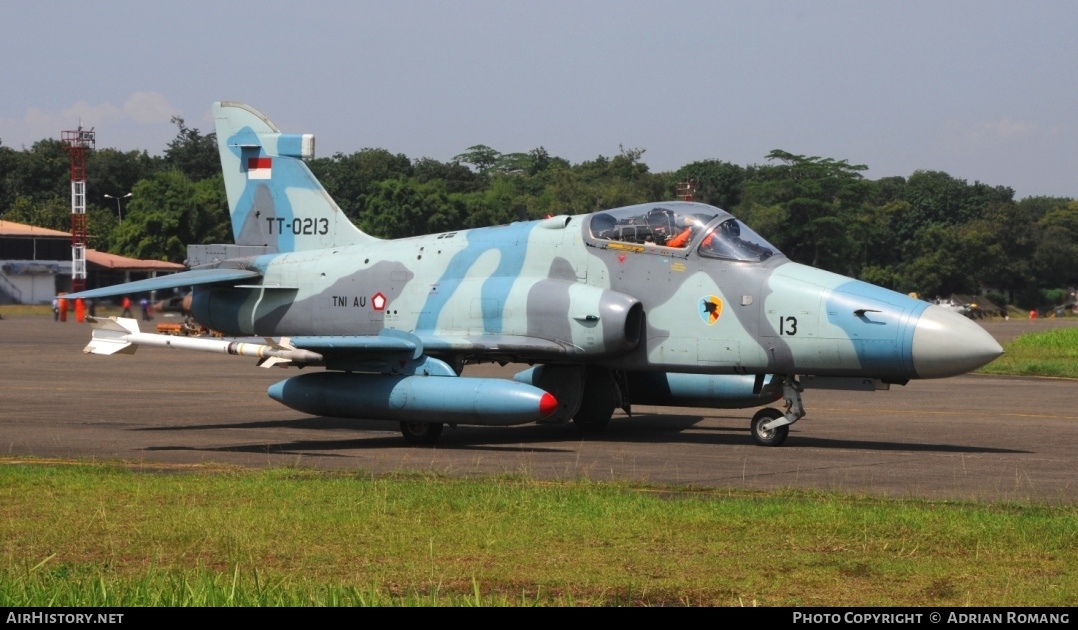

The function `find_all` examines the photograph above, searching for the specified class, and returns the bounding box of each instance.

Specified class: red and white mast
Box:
[61,124,94,293]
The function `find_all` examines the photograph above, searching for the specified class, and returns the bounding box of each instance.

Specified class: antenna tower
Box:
[61,125,95,293]
[676,179,697,201]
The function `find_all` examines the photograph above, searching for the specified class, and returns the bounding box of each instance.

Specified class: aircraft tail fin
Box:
[213,101,377,253]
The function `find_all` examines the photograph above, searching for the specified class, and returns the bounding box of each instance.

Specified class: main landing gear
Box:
[400,421,444,445]
[573,368,619,433]
[750,376,804,447]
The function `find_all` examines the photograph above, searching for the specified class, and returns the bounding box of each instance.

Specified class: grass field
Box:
[977,327,1078,379]
[1,462,1075,607]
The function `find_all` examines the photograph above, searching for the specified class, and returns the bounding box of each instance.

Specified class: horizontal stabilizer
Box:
[63,268,263,300]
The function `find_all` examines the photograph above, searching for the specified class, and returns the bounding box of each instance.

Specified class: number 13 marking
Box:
[778,316,798,336]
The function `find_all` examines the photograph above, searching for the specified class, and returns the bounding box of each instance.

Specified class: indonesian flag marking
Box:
[371,292,387,311]
[247,157,272,180]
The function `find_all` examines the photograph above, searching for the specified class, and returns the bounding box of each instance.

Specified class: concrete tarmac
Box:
[3,314,1075,504]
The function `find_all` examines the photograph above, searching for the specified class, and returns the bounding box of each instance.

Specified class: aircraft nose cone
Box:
[911,305,1004,378]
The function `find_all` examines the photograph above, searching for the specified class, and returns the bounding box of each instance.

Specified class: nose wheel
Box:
[750,408,789,446]
[749,376,804,446]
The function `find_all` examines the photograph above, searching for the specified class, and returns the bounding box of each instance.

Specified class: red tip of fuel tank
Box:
[539,393,558,418]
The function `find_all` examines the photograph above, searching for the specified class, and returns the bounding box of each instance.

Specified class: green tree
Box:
[462,177,523,227]
[531,167,596,217]
[5,139,70,204]
[608,146,649,181]
[525,146,569,176]
[514,148,572,204]
[738,203,788,246]
[673,160,745,209]
[87,148,161,213]
[412,157,481,194]
[957,201,1035,302]
[897,224,979,297]
[896,171,1015,243]
[1033,202,1078,288]
[0,143,18,214]
[309,148,413,221]
[494,152,534,176]
[852,198,903,276]
[163,117,218,182]
[111,171,229,261]
[869,175,907,206]
[360,178,463,239]
[453,145,501,175]
[739,150,870,274]
[2,195,71,231]
[1015,195,1070,222]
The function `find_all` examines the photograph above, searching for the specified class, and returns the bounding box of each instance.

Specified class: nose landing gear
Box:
[750,376,804,446]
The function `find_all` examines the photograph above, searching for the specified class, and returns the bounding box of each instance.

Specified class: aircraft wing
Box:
[289,331,582,365]
[417,334,574,356]
[62,268,262,300]
[289,334,422,360]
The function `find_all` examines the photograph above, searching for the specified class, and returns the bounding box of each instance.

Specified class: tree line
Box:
[1,118,1074,311]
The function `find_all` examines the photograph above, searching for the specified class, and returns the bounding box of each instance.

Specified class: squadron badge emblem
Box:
[698,295,723,325]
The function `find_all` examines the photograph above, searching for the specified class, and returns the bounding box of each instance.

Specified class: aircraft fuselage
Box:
[190,202,995,384]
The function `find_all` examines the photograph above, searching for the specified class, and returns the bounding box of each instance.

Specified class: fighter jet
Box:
[65,102,1003,446]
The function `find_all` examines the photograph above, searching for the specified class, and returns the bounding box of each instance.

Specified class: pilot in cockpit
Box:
[666,214,715,248]
[699,219,775,261]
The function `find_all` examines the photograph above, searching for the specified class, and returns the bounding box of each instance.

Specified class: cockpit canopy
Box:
[586,202,780,263]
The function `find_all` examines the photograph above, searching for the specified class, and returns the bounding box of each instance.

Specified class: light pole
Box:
[104,192,132,223]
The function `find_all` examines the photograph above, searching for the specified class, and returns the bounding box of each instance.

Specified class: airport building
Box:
[0,220,183,304]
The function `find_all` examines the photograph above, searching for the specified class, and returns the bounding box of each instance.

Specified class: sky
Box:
[1,1,1075,200]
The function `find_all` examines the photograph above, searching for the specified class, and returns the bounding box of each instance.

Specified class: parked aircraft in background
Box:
[64,102,1004,446]
[152,291,192,316]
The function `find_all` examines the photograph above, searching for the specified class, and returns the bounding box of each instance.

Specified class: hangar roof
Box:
[87,250,184,271]
[0,220,184,271]
[0,221,71,238]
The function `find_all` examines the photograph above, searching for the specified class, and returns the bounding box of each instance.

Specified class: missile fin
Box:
[83,316,140,355]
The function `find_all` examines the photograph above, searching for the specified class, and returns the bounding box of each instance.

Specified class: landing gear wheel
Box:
[573,370,616,433]
[573,407,613,433]
[750,408,789,447]
[400,421,444,445]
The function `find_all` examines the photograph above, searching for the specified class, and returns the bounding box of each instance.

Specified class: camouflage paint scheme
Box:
[67,102,1003,446]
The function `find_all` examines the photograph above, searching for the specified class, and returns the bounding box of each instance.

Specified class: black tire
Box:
[750,408,789,447]
[400,421,444,445]
[573,370,616,433]
[573,408,613,432]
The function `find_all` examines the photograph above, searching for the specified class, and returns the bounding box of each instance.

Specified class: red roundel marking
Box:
[371,292,387,311]
[538,392,558,418]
